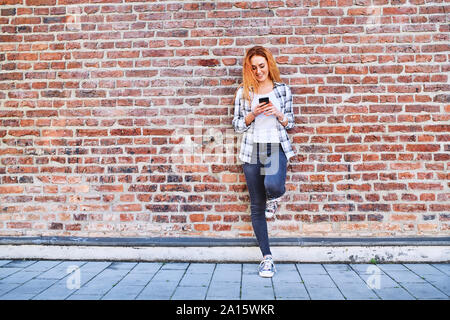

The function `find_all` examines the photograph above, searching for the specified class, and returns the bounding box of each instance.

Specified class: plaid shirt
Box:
[232,81,295,163]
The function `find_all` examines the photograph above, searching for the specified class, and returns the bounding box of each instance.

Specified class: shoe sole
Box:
[259,272,274,278]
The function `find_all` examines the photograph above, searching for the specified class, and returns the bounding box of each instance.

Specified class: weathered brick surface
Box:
[0,0,448,239]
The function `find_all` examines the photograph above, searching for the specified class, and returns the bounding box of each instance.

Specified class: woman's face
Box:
[250,55,269,83]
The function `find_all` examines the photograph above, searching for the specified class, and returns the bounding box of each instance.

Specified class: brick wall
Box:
[0,0,449,239]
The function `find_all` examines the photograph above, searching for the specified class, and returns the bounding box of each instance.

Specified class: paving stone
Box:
[382,270,427,283]
[273,282,309,299]
[0,267,21,280]
[137,281,178,299]
[117,272,155,286]
[102,284,144,300]
[242,263,259,274]
[186,263,215,274]
[242,273,272,287]
[66,294,103,300]
[78,271,109,286]
[74,270,127,293]
[210,270,241,283]
[0,260,12,267]
[215,264,241,272]
[296,264,328,275]
[373,287,415,300]
[1,271,41,284]
[130,262,162,274]
[359,274,401,288]
[377,264,409,272]
[404,263,446,276]
[23,261,62,272]
[272,271,303,284]
[350,264,384,275]
[151,269,186,283]
[207,296,240,300]
[206,282,241,299]
[336,283,379,300]
[31,280,80,300]
[306,286,345,300]
[301,274,337,288]
[326,271,364,284]
[2,260,37,268]
[0,282,21,297]
[0,292,36,300]
[241,285,274,300]
[323,264,352,272]
[161,263,189,270]
[93,268,130,278]
[421,274,450,296]
[270,263,298,273]
[420,273,449,283]
[172,285,208,300]
[179,273,212,287]
[78,261,111,273]
[432,282,450,297]
[36,261,86,280]
[106,262,137,271]
[401,282,449,299]
[6,278,57,295]
[82,275,126,289]
[430,264,450,276]
[74,282,117,296]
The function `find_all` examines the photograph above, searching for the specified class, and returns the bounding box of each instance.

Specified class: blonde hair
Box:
[240,46,281,102]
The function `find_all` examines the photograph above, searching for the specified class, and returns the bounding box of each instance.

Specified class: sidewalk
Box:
[0,259,448,300]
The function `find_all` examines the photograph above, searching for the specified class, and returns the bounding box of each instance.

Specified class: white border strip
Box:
[1,245,449,263]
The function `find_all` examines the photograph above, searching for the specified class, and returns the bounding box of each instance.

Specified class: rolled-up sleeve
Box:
[232,87,251,133]
[284,85,295,130]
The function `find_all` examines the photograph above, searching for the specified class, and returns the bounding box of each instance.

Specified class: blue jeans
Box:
[243,143,287,257]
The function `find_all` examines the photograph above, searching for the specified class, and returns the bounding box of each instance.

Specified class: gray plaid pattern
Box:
[232,82,295,163]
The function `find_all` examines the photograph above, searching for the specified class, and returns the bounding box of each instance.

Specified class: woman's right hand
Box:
[252,101,272,117]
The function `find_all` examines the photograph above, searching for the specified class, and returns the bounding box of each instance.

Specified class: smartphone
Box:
[259,97,269,105]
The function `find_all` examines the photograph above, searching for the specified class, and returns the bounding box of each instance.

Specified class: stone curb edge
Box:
[1,236,449,247]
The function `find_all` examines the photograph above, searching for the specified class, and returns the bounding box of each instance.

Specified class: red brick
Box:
[189,214,204,222]
[213,224,231,231]
[194,224,210,231]
[76,129,108,137]
[7,222,32,229]
[0,186,24,194]
[113,204,141,212]
[26,0,56,5]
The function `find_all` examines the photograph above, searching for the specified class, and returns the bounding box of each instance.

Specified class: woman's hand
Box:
[252,101,271,117]
[259,101,283,120]
[247,101,286,126]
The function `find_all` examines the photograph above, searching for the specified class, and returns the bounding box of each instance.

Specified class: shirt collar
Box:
[273,81,284,88]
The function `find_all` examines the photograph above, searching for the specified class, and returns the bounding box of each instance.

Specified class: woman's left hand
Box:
[263,101,283,120]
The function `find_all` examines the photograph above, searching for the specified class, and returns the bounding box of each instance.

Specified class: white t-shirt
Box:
[251,90,280,143]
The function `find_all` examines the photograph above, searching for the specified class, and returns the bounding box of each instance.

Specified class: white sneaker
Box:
[265,196,282,219]
[258,256,276,278]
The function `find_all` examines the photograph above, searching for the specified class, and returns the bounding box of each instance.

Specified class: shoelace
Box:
[266,200,278,212]
[260,259,274,271]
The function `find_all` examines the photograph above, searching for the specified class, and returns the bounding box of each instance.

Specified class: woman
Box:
[232,46,295,278]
